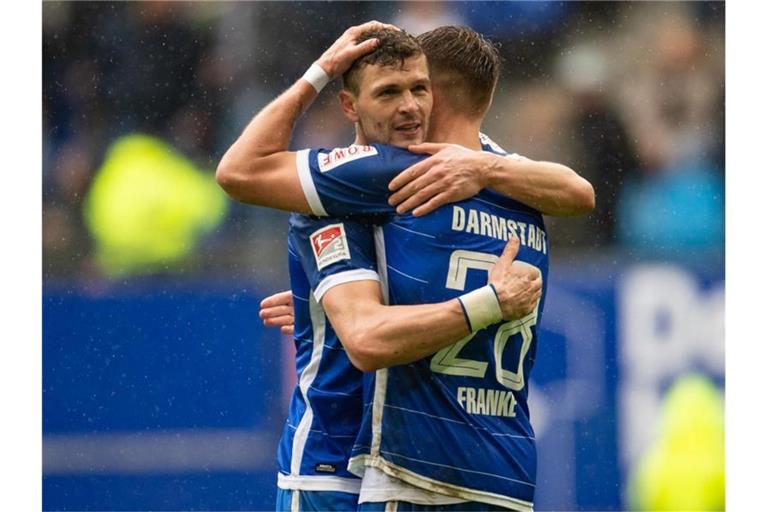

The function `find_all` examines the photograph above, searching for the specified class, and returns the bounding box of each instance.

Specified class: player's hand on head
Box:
[316,21,400,79]
[259,290,295,335]
[489,237,542,320]
[388,143,487,217]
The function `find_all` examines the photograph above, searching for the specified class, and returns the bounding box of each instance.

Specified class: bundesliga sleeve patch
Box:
[318,144,378,173]
[310,223,351,270]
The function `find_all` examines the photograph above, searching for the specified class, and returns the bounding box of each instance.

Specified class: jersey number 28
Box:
[430,249,539,391]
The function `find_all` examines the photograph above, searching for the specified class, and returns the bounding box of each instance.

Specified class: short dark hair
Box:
[417,26,500,117]
[342,28,423,94]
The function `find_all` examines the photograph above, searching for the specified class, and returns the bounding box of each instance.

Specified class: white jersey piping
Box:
[296,149,328,216]
[277,472,361,494]
[314,268,380,302]
[289,295,326,475]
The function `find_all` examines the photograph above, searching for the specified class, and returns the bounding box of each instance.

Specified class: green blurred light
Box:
[628,373,725,511]
[83,134,228,277]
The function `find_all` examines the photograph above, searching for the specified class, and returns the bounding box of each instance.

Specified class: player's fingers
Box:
[280,325,295,336]
[259,306,288,318]
[260,305,294,320]
[501,236,521,262]
[388,158,432,192]
[395,181,443,214]
[260,290,292,308]
[262,311,293,323]
[353,20,386,32]
[411,191,460,217]
[350,37,379,57]
[347,21,396,41]
[389,168,437,206]
[357,20,399,32]
[407,143,451,155]
[263,314,294,328]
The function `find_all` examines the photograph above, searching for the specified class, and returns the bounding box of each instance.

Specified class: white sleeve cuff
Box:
[313,269,381,302]
[296,149,328,216]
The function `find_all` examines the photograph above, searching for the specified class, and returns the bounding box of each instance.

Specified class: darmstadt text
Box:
[451,206,547,254]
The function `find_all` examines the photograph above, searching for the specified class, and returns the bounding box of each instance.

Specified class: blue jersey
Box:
[277,214,380,495]
[294,137,548,510]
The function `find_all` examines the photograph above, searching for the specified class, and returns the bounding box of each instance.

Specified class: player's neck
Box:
[353,127,367,145]
[429,115,483,150]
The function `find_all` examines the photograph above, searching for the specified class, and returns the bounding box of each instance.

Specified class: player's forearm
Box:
[227,80,316,161]
[333,300,471,372]
[485,155,595,216]
[216,80,317,202]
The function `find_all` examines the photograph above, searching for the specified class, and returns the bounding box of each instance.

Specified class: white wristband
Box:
[457,284,503,332]
[301,63,330,93]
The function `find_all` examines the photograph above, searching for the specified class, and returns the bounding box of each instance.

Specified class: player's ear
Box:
[339,89,360,123]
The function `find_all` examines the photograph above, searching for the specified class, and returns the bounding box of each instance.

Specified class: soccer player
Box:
[218,24,594,511]
[220,23,548,512]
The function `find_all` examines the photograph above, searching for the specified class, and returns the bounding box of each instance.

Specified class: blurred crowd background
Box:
[43,1,724,288]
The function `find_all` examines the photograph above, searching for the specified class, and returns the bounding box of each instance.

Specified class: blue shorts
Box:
[357,501,509,511]
[276,488,359,511]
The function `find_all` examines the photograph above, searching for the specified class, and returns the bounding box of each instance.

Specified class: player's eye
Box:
[413,85,428,93]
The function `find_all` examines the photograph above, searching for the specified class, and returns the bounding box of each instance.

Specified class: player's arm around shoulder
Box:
[389,142,595,217]
[486,153,595,217]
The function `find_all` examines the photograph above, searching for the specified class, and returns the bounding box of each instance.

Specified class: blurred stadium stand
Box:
[42,2,724,510]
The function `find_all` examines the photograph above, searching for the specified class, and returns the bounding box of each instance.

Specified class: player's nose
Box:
[398,91,419,113]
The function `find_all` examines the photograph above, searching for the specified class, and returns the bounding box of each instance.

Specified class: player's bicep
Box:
[252,152,312,213]
[218,150,312,214]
